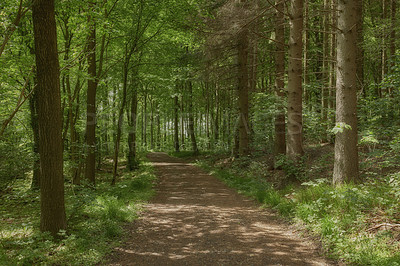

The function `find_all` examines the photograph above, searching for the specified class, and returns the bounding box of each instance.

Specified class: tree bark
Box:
[112,60,129,185]
[321,0,330,143]
[85,1,97,184]
[127,89,138,170]
[187,81,199,154]
[329,0,337,137]
[238,24,250,156]
[333,0,360,185]
[389,0,396,95]
[150,98,155,150]
[274,0,286,157]
[287,0,304,161]
[357,0,364,94]
[174,94,180,152]
[32,0,67,236]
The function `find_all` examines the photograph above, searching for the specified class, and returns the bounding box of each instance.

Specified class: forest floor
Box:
[106,152,333,265]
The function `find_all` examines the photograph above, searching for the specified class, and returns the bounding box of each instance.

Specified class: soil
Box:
[106,152,333,265]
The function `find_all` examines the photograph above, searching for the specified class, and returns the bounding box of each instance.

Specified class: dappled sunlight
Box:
[108,153,329,265]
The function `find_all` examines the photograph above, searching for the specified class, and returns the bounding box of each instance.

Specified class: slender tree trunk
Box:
[214,89,219,144]
[112,61,129,185]
[287,0,304,160]
[32,0,66,236]
[274,0,286,157]
[357,0,364,94]
[389,0,396,95]
[150,98,154,150]
[381,0,389,91]
[128,89,138,170]
[180,90,185,149]
[156,109,161,149]
[206,83,211,149]
[329,0,337,138]
[85,1,97,184]
[188,81,198,154]
[143,93,147,149]
[390,0,396,61]
[238,24,250,156]
[303,0,310,105]
[174,94,180,152]
[321,0,330,142]
[333,0,360,185]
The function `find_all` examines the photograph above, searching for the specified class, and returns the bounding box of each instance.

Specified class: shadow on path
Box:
[107,152,332,265]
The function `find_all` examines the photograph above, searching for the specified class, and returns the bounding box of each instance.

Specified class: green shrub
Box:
[0,140,32,190]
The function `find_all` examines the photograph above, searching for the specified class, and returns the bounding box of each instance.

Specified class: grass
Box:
[0,157,156,265]
[175,149,400,265]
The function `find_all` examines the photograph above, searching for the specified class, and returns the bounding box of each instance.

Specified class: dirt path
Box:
[107,152,332,265]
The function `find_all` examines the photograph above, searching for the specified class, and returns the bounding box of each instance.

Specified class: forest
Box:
[1,0,400,264]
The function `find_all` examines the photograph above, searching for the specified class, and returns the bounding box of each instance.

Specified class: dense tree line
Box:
[1,0,400,238]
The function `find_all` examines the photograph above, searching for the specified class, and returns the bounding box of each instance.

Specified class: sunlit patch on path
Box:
[107,152,331,265]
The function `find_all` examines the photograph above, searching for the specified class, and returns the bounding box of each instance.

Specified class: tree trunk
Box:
[389,0,396,95]
[32,0,67,236]
[150,97,154,150]
[29,85,40,190]
[321,0,330,143]
[303,0,310,105]
[112,61,129,185]
[143,93,147,149]
[180,90,185,150]
[187,81,198,154]
[328,0,337,138]
[287,0,304,161]
[357,0,364,94]
[85,1,97,184]
[127,89,138,170]
[333,0,360,185]
[174,95,180,152]
[274,0,286,157]
[238,25,250,156]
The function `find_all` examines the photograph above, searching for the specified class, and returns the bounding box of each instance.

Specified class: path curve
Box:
[107,152,332,265]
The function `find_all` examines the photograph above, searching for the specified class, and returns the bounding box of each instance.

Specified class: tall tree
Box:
[274,0,286,157]
[127,88,139,170]
[333,0,360,185]
[174,93,180,152]
[287,0,304,160]
[85,1,97,184]
[32,0,67,236]
[237,0,250,156]
[187,80,199,154]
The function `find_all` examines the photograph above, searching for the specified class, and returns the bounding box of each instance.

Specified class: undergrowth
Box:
[192,152,400,265]
[0,158,156,265]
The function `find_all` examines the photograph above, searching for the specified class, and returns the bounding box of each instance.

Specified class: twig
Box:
[367,223,400,232]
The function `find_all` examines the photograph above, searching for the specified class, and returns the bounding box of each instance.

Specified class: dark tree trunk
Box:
[150,98,154,150]
[214,89,219,144]
[128,90,138,170]
[112,62,129,185]
[238,26,250,156]
[174,94,180,152]
[32,0,66,236]
[85,1,97,184]
[143,93,147,148]
[187,81,198,154]
[274,0,286,157]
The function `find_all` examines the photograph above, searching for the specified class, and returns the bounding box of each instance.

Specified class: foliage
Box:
[196,152,400,265]
[275,154,307,182]
[0,159,156,265]
[0,139,32,191]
